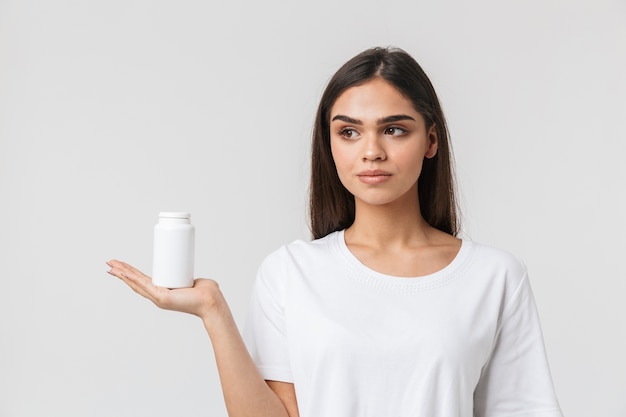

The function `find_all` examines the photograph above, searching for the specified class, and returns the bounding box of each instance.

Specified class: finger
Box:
[107,259,150,282]
[107,260,163,303]
[109,268,154,301]
[107,260,149,280]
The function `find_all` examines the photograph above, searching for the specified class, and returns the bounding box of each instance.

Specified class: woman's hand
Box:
[106,260,225,322]
[106,259,296,417]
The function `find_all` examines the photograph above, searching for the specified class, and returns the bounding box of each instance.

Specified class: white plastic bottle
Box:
[152,212,195,288]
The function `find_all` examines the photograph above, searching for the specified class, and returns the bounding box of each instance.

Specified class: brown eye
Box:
[384,127,407,136]
[340,128,358,139]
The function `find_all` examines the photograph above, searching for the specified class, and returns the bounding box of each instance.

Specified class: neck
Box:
[346,192,434,248]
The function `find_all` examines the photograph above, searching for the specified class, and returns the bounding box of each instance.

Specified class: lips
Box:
[357,169,392,184]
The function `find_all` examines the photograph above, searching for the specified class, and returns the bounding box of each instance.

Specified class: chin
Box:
[352,188,418,209]
[354,194,403,207]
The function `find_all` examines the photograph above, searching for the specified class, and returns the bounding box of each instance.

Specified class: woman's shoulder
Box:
[466,240,526,268]
[462,239,529,290]
[259,231,340,270]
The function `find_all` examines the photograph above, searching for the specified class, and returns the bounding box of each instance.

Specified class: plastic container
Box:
[152,212,195,288]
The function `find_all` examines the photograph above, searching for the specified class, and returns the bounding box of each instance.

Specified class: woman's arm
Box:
[106,260,299,417]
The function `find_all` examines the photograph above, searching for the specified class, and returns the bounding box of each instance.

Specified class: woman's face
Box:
[329,77,438,209]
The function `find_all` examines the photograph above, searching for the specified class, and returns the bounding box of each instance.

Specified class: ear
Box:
[424,124,438,159]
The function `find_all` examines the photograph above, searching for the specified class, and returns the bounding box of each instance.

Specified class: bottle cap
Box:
[158,212,191,219]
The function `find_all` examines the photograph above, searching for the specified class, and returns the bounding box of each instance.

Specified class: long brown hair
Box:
[309,47,459,239]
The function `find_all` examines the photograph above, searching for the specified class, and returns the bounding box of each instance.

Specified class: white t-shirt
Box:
[243,230,563,417]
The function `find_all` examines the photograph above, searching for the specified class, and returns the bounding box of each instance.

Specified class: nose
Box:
[362,135,386,161]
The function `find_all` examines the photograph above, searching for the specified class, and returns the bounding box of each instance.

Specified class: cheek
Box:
[330,142,355,192]
[392,148,425,176]
[330,140,349,172]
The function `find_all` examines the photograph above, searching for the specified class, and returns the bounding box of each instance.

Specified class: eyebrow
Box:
[331,114,416,124]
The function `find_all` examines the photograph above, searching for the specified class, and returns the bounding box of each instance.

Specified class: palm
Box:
[106,260,223,319]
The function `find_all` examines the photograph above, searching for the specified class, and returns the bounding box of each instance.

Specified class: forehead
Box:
[330,78,419,120]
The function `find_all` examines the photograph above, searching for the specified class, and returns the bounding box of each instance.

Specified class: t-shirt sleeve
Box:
[242,251,293,383]
[474,273,563,417]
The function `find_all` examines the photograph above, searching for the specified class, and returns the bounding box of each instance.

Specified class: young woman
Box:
[107,47,563,417]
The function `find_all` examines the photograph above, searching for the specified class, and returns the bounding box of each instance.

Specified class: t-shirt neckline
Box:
[331,229,473,293]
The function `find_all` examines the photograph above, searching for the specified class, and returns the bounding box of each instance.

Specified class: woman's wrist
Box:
[200,295,235,335]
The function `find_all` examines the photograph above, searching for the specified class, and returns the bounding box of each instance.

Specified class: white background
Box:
[1,0,625,416]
